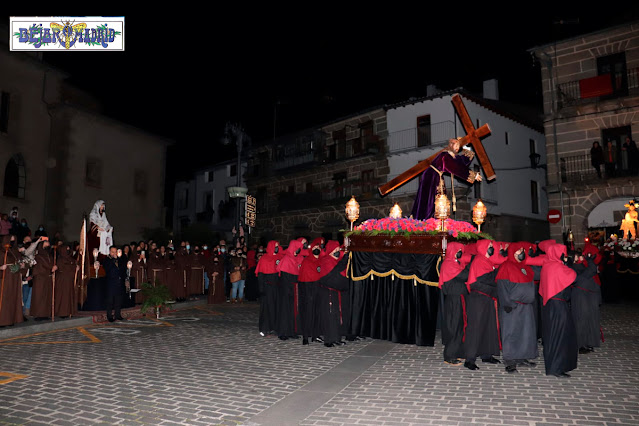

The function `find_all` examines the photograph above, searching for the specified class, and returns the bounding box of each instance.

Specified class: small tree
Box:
[139,281,172,319]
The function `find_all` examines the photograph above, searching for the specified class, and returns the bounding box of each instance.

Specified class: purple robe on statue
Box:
[411,149,475,220]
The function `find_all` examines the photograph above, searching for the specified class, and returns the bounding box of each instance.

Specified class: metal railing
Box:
[387,121,456,153]
[557,67,639,108]
[560,152,639,182]
[277,179,382,212]
[272,152,315,170]
[560,154,600,183]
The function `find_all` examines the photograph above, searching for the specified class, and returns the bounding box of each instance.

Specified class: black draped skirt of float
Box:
[349,251,440,346]
[542,287,578,376]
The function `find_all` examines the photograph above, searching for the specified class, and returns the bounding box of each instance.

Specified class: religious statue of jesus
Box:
[620,199,638,240]
[88,200,113,257]
[411,138,483,220]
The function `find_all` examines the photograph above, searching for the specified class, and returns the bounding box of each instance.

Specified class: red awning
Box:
[580,74,613,99]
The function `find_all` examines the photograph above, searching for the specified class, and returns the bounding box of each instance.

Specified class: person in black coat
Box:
[569,253,600,354]
[317,241,349,347]
[101,246,128,322]
[463,240,508,370]
[590,141,604,178]
[439,242,472,365]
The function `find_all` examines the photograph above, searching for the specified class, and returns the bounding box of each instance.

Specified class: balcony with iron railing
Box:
[556,67,639,109]
[277,178,382,212]
[246,134,386,179]
[560,153,639,184]
[387,121,456,154]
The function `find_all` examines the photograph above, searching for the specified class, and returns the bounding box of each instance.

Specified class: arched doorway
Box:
[587,196,637,245]
[3,154,25,199]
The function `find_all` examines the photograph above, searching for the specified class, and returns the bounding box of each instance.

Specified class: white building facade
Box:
[384,82,549,241]
[173,160,247,236]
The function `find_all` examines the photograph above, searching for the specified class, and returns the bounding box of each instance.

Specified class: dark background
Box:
[31,7,639,212]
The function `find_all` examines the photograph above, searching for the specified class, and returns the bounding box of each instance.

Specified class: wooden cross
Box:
[378,93,496,196]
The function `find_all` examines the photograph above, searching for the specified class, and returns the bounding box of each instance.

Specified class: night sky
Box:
[34,7,639,207]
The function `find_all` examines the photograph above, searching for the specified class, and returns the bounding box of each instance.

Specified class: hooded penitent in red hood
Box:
[537,239,556,254]
[296,237,310,257]
[255,241,281,275]
[539,244,576,305]
[496,242,534,283]
[299,238,324,282]
[318,240,346,278]
[464,242,478,257]
[581,242,602,285]
[439,242,469,288]
[466,240,504,291]
[278,240,304,276]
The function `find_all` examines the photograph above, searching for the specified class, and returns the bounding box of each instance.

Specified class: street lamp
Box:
[222,122,250,232]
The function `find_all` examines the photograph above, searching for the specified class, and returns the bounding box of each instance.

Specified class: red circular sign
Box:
[547,209,562,224]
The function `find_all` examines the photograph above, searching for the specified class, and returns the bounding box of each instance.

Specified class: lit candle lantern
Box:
[472,199,487,232]
[345,196,360,231]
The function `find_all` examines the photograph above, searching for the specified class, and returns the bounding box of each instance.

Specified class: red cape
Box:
[439,242,468,288]
[538,239,556,254]
[255,240,281,275]
[318,240,346,278]
[496,242,533,283]
[466,240,506,291]
[539,244,577,305]
[296,237,310,257]
[299,237,326,282]
[277,240,304,276]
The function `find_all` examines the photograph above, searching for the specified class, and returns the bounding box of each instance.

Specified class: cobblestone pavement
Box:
[0,301,638,425]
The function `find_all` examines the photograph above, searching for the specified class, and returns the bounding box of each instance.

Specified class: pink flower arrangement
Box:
[353,217,479,237]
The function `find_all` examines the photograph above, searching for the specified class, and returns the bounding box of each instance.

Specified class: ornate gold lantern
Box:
[345,196,360,231]
[389,203,402,219]
[472,199,487,232]
[434,181,450,231]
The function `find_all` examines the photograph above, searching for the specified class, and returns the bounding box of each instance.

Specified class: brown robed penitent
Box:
[378,94,496,196]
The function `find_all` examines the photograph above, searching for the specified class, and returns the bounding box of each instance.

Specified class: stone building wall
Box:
[532,21,639,246]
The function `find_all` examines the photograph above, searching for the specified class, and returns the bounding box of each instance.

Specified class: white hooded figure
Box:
[90,200,113,255]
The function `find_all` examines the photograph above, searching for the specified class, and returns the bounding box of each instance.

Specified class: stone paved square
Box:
[0,301,638,425]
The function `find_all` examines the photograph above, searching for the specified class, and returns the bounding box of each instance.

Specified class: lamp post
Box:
[222,123,250,233]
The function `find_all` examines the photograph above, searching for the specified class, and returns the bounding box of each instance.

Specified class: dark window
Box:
[531,181,539,214]
[597,52,628,98]
[178,189,189,210]
[85,158,102,187]
[305,182,314,193]
[473,165,481,199]
[417,115,431,147]
[602,125,632,170]
[288,185,295,193]
[529,139,541,168]
[505,132,509,145]
[256,187,267,213]
[334,171,347,197]
[0,92,9,133]
[230,164,237,177]
[134,169,147,197]
[332,129,346,160]
[361,169,374,193]
[205,191,213,208]
[3,154,25,199]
